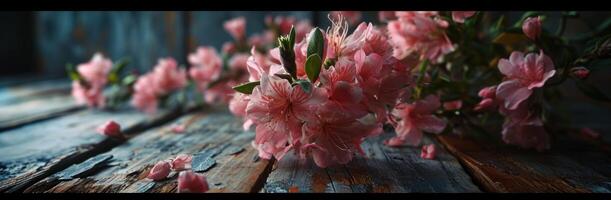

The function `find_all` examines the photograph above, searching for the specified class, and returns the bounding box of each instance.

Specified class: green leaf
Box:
[232,81,261,94]
[306,28,324,59]
[292,79,312,93]
[122,74,137,86]
[493,31,528,46]
[575,80,611,102]
[278,33,297,79]
[305,54,322,83]
[288,26,296,49]
[108,58,130,85]
[65,63,80,81]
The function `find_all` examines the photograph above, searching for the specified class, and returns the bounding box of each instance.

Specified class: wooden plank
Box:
[0,79,82,131]
[437,134,611,193]
[0,107,182,193]
[263,131,481,193]
[24,109,272,193]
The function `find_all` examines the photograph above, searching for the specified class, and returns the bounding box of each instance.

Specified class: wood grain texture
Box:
[0,107,180,193]
[0,79,82,131]
[24,109,272,193]
[437,134,611,193]
[263,132,481,193]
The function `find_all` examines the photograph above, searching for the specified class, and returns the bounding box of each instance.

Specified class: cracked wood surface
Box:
[0,107,180,193]
[263,132,481,193]
[25,110,272,193]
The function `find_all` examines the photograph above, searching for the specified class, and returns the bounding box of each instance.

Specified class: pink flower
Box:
[443,100,463,111]
[189,47,222,86]
[420,144,437,160]
[571,66,590,79]
[224,17,246,41]
[326,20,372,62]
[222,42,236,54]
[147,160,171,181]
[170,154,193,171]
[171,124,186,134]
[378,11,397,22]
[71,81,105,108]
[522,16,542,40]
[319,59,368,119]
[580,128,600,139]
[478,85,497,99]
[474,98,496,112]
[330,11,362,26]
[204,81,236,104]
[387,12,454,62]
[301,108,379,168]
[96,120,122,138]
[247,47,282,82]
[500,103,550,152]
[151,58,188,94]
[77,53,113,87]
[177,171,209,193]
[229,53,250,71]
[496,50,555,110]
[246,74,325,160]
[387,95,446,146]
[451,11,476,23]
[229,92,254,131]
[131,74,159,113]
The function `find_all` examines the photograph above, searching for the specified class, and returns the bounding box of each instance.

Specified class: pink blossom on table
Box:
[443,100,463,111]
[571,66,590,79]
[71,81,105,108]
[147,160,171,181]
[386,95,446,147]
[76,53,113,87]
[96,120,122,138]
[177,171,209,193]
[150,58,188,94]
[171,124,186,134]
[319,60,368,119]
[300,108,379,168]
[329,11,362,26]
[499,103,550,152]
[170,154,193,171]
[387,11,454,63]
[580,128,600,139]
[522,16,542,40]
[496,50,555,110]
[420,144,437,159]
[451,11,476,23]
[378,11,397,22]
[131,74,159,114]
[245,74,325,160]
[224,17,246,41]
[189,47,223,91]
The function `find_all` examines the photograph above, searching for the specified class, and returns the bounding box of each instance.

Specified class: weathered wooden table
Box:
[1,78,610,193]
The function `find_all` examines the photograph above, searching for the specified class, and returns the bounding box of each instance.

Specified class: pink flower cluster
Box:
[146,154,209,193]
[477,50,555,151]
[71,53,113,108]
[230,16,442,168]
[131,58,188,113]
[387,11,455,63]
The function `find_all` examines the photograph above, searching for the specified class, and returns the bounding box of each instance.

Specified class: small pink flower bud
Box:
[571,67,590,79]
[96,120,122,138]
[171,124,186,134]
[177,171,209,193]
[170,154,193,171]
[474,98,496,111]
[522,16,542,40]
[580,128,600,139]
[147,160,171,181]
[478,86,497,98]
[420,144,437,160]
[443,100,463,111]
